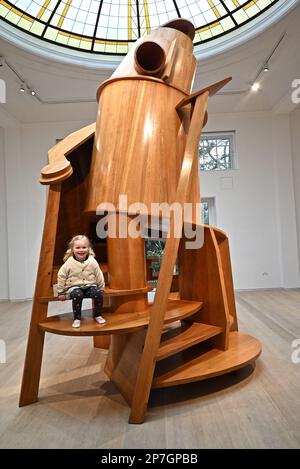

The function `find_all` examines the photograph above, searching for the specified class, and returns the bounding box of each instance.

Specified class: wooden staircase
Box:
[156,322,223,361]
[153,332,260,388]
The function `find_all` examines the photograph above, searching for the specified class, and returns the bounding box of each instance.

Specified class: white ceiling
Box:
[0,2,300,126]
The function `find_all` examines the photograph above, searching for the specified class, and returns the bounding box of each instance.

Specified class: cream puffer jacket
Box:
[57,255,105,294]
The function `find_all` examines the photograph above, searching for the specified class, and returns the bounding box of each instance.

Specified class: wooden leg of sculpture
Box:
[19,184,61,406]
[107,213,148,314]
[217,236,238,331]
[104,214,148,396]
[129,92,209,424]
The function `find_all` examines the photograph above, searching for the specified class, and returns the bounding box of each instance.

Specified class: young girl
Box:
[57,235,105,328]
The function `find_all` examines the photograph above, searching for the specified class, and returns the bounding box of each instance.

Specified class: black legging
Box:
[69,286,103,320]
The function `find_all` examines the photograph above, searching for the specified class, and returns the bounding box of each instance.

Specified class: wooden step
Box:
[39,299,203,337]
[156,322,223,361]
[38,285,153,303]
[152,332,262,388]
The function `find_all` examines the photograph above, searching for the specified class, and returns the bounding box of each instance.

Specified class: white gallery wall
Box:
[0,127,9,299]
[290,109,300,270]
[0,111,299,300]
[202,111,300,290]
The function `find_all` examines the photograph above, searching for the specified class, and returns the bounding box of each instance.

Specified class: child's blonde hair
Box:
[63,235,95,262]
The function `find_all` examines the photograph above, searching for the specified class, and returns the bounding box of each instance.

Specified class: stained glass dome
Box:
[0,0,296,56]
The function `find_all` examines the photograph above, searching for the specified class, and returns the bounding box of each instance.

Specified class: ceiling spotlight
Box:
[19,83,25,93]
[263,64,269,72]
[251,82,260,92]
[30,90,36,96]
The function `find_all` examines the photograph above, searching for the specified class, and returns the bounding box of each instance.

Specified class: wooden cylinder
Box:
[107,214,147,314]
[85,79,188,215]
[134,41,166,76]
[109,26,196,94]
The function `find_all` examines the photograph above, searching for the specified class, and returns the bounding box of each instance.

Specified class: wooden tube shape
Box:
[134,41,166,76]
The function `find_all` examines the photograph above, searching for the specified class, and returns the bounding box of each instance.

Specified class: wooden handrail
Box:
[175,77,232,110]
[129,90,209,423]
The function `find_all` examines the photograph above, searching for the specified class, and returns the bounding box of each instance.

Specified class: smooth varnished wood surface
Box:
[40,123,95,185]
[156,323,223,361]
[178,225,231,350]
[19,185,62,407]
[85,79,188,215]
[107,215,148,313]
[39,300,203,336]
[129,92,209,423]
[217,236,238,331]
[27,20,258,425]
[153,332,262,388]
[107,26,196,94]
[105,331,147,406]
[175,77,232,110]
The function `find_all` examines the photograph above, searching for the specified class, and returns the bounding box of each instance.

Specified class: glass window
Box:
[201,197,216,225]
[199,132,235,171]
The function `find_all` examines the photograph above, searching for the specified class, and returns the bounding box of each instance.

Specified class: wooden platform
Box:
[39,299,203,336]
[153,331,262,388]
[38,285,153,303]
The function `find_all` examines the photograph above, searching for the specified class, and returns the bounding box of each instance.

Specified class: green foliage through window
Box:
[199,133,235,171]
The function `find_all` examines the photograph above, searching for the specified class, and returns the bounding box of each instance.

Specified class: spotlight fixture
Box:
[19,83,26,93]
[251,82,260,92]
[30,90,36,96]
[249,33,285,93]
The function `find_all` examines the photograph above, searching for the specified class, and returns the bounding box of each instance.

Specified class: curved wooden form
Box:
[40,123,95,185]
[134,41,166,76]
[20,18,261,423]
[153,332,262,388]
[108,26,196,94]
[39,299,203,336]
[85,79,190,215]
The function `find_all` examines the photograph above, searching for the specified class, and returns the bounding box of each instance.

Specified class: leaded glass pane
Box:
[0,0,283,54]
[199,133,235,171]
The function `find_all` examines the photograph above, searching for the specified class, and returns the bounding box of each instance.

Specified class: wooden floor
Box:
[0,289,299,449]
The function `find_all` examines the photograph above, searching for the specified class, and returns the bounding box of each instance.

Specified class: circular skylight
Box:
[0,0,296,57]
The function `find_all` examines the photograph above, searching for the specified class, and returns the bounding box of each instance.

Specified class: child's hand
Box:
[58,295,67,301]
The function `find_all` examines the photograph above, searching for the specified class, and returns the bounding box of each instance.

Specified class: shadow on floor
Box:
[148,363,256,408]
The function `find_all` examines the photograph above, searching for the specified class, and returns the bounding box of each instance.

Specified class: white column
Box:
[0,127,9,299]
[272,114,300,288]
[290,109,300,273]
[4,127,28,299]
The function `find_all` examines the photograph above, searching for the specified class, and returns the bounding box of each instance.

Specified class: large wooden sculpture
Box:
[19,19,261,424]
